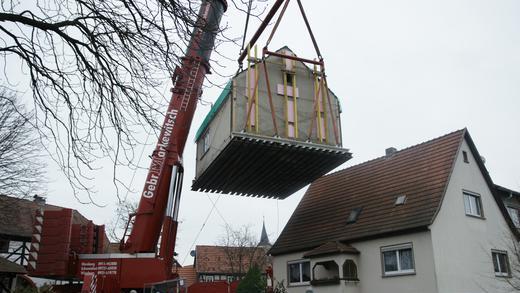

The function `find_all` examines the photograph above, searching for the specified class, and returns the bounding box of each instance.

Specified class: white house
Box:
[269,129,519,293]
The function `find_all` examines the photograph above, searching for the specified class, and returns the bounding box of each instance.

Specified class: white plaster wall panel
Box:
[430,138,515,293]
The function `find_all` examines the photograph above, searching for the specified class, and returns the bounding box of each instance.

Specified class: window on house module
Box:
[463,191,483,217]
[507,207,520,227]
[381,243,415,276]
[202,131,210,154]
[287,97,296,138]
[288,260,310,285]
[492,250,511,277]
[285,72,294,86]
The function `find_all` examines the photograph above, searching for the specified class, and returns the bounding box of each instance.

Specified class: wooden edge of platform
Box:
[230,132,351,154]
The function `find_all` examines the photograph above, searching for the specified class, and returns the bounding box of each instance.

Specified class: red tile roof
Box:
[303,241,359,258]
[177,265,197,287]
[270,130,466,255]
[0,195,91,240]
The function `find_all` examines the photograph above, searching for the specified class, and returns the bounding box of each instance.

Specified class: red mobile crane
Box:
[28,0,227,291]
[27,1,325,291]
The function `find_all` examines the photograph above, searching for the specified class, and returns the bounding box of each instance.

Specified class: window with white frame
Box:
[288,260,311,286]
[492,250,511,277]
[507,207,520,227]
[381,243,415,276]
[463,191,483,217]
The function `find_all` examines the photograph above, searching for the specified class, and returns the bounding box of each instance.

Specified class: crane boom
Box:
[122,0,227,259]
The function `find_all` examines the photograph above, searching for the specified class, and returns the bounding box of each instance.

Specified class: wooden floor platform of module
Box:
[192,133,350,198]
[192,47,352,199]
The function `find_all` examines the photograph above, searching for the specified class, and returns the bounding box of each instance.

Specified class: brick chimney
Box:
[385,147,397,157]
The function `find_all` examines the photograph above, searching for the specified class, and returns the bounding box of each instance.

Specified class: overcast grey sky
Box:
[41,0,520,266]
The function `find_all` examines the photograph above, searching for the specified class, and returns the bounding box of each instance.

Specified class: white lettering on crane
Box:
[142,109,178,199]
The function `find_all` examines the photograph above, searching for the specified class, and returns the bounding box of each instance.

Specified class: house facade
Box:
[0,195,110,293]
[270,129,518,293]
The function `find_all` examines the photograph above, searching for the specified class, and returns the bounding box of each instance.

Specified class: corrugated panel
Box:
[194,81,232,142]
[192,133,351,199]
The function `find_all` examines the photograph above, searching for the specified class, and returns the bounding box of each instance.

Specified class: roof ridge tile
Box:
[323,129,465,179]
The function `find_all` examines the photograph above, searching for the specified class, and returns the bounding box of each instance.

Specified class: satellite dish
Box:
[190,250,196,257]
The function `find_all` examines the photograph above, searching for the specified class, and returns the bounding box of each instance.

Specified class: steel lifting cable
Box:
[181,193,223,264]
[265,0,290,47]
[239,0,254,68]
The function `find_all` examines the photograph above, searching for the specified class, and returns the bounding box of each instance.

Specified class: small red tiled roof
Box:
[303,241,359,258]
[270,129,466,255]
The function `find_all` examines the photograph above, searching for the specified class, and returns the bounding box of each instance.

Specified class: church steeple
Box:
[259,218,271,247]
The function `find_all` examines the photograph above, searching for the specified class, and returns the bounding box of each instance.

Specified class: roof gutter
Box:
[269,226,430,256]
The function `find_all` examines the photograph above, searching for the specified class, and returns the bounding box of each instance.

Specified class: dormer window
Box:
[395,195,407,206]
[346,208,362,224]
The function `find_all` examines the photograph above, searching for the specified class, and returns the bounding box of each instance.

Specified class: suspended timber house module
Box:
[192,46,351,199]
[192,0,351,199]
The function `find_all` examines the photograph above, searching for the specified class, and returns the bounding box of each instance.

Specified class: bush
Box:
[236,266,265,293]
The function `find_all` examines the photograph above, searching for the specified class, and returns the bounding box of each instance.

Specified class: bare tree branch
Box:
[0,0,238,203]
[217,225,270,280]
[0,88,46,198]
